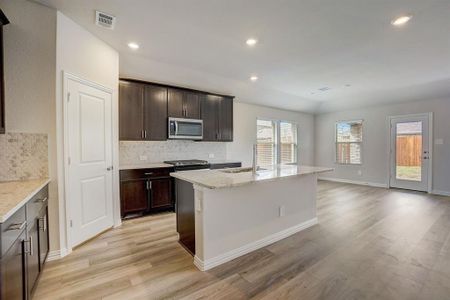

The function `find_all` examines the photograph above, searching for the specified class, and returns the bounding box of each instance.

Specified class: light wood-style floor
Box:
[34,181,450,300]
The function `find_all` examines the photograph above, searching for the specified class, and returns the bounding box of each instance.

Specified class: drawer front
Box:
[1,206,26,256]
[120,167,173,181]
[26,185,49,224]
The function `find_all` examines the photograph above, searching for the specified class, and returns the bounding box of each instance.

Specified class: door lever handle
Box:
[107,166,114,171]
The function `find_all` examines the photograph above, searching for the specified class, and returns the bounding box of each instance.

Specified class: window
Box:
[336,120,363,164]
[257,119,276,166]
[257,119,298,166]
[280,121,297,164]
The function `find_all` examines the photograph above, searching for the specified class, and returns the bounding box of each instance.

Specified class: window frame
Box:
[334,119,363,165]
[256,118,299,166]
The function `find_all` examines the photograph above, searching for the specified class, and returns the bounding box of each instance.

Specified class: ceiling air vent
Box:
[95,11,116,30]
[318,87,331,92]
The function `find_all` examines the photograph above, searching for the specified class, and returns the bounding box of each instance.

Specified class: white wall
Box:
[0,0,59,249]
[56,12,119,253]
[120,53,318,112]
[315,98,450,194]
[227,102,315,167]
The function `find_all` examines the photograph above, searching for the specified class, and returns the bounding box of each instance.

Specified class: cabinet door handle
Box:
[144,172,153,176]
[144,130,147,139]
[141,130,145,139]
[35,196,48,203]
[7,221,26,231]
[39,216,47,232]
[24,236,33,256]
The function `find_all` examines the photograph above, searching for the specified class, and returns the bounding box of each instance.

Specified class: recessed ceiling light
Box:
[246,38,258,46]
[250,75,258,82]
[391,15,412,26]
[128,42,140,49]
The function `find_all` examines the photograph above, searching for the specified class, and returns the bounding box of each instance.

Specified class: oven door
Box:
[168,118,203,140]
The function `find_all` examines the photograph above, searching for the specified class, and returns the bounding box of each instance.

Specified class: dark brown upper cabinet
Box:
[168,88,200,119]
[0,10,10,135]
[119,81,144,140]
[119,80,168,141]
[144,85,168,140]
[119,78,233,142]
[201,95,233,141]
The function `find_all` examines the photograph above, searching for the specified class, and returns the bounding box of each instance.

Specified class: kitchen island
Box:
[171,165,332,271]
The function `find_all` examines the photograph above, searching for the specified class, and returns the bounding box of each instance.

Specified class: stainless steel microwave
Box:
[168,117,203,140]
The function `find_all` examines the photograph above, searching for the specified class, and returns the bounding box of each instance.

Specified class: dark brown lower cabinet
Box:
[120,179,148,217]
[27,220,40,294]
[149,178,172,210]
[120,168,175,218]
[1,230,26,300]
[175,179,196,255]
[37,207,49,270]
[0,184,49,300]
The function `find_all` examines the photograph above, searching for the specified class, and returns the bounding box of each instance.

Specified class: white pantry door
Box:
[389,114,430,192]
[66,77,114,247]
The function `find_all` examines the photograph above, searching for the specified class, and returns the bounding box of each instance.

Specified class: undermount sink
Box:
[219,167,266,174]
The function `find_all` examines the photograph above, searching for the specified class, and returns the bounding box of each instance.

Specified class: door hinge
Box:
[69,220,73,227]
[67,92,71,102]
[68,157,71,165]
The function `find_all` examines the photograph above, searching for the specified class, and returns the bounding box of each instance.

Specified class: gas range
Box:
[164,159,210,171]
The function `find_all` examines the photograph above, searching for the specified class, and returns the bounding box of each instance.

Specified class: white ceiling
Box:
[36,0,450,113]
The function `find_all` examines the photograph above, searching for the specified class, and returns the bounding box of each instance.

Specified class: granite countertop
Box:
[119,163,173,170]
[170,165,333,189]
[0,178,51,223]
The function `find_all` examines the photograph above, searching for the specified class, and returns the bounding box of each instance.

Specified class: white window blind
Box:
[336,120,363,164]
[257,119,298,166]
[257,119,276,166]
[280,121,297,164]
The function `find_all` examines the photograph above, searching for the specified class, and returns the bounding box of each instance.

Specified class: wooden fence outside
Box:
[396,135,422,166]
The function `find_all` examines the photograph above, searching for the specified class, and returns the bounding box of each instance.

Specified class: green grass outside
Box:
[396,166,421,181]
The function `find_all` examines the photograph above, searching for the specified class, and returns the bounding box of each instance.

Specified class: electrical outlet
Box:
[435,139,444,145]
[139,155,147,161]
[279,205,285,217]
[357,170,362,176]
[208,153,215,158]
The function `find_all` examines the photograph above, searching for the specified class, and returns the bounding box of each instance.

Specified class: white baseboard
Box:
[193,217,318,271]
[319,177,388,188]
[431,190,450,197]
[47,247,70,261]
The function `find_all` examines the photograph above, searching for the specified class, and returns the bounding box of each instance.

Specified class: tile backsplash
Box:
[120,140,227,165]
[0,132,49,181]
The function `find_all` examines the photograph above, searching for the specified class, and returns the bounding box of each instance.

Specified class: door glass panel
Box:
[395,121,422,181]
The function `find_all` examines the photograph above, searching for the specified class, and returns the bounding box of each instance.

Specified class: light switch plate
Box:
[139,155,148,161]
[435,139,444,145]
[208,153,215,158]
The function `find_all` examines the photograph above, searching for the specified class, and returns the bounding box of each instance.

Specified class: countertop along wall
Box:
[315,97,450,195]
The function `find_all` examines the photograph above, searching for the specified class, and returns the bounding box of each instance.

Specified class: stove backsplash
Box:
[119,140,227,165]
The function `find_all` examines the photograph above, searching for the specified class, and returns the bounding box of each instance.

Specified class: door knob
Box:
[107,166,114,171]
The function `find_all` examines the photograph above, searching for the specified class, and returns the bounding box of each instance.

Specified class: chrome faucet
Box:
[252,144,258,175]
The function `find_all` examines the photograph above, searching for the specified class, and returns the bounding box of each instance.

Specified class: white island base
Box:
[192,173,319,271]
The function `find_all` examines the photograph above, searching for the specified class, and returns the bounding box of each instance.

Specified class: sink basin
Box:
[219,167,266,174]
